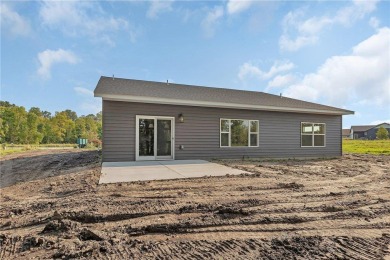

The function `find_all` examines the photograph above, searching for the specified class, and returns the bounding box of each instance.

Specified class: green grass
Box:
[0,149,28,156]
[0,144,76,157]
[0,143,101,157]
[343,139,390,154]
[5,143,75,148]
[2,140,389,157]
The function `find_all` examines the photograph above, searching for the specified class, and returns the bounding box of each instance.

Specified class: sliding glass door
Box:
[136,116,174,160]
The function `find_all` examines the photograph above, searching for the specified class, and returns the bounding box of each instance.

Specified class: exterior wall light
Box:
[179,113,184,123]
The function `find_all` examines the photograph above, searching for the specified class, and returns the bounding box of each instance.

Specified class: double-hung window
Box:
[301,122,325,147]
[220,119,259,147]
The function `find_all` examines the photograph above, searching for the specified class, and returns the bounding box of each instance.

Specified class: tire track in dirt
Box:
[10,234,383,259]
[1,151,390,259]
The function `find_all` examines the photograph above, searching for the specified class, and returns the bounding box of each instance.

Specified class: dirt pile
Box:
[0,150,389,259]
[0,149,99,188]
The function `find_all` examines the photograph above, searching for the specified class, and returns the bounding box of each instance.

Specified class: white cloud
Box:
[201,6,224,38]
[74,87,101,114]
[369,120,390,125]
[279,8,322,51]
[200,1,275,37]
[227,0,253,15]
[267,74,296,88]
[335,0,379,26]
[37,49,79,79]
[280,0,379,51]
[279,34,318,52]
[238,60,295,81]
[39,1,135,45]
[74,87,93,96]
[0,3,31,36]
[147,0,174,19]
[369,17,380,29]
[298,16,333,35]
[282,28,390,107]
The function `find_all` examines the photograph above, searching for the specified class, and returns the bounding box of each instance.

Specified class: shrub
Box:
[376,126,389,140]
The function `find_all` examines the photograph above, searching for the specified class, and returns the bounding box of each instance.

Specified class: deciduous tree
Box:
[0,101,102,145]
[376,126,389,140]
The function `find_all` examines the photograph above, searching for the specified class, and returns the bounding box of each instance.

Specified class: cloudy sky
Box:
[1,0,389,127]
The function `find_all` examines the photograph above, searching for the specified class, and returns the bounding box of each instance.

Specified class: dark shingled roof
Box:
[351,125,375,132]
[94,76,353,115]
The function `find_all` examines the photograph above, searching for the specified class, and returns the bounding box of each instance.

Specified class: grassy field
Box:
[2,140,389,157]
[343,139,390,154]
[0,144,76,156]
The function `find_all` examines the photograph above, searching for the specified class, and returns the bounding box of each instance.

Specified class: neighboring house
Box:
[94,76,354,162]
[350,123,390,139]
[350,125,374,139]
[342,129,351,139]
[366,123,390,139]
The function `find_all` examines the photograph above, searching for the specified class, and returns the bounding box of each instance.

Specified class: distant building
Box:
[342,129,351,139]
[350,123,390,139]
[365,123,390,139]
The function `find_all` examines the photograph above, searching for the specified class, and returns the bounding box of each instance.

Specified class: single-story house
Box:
[350,125,374,139]
[94,76,354,162]
[342,129,351,139]
[351,123,390,139]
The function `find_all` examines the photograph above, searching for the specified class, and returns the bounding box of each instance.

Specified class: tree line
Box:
[0,101,102,145]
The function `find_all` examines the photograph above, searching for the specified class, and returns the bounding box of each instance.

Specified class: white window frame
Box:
[220,118,259,148]
[301,122,326,148]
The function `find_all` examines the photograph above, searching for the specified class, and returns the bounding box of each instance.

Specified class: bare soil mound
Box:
[0,149,99,188]
[0,151,389,259]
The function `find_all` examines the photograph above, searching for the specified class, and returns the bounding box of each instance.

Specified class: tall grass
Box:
[0,144,76,157]
[343,139,390,154]
[4,144,75,148]
[2,140,389,157]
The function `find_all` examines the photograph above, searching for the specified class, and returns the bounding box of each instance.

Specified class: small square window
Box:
[301,122,326,147]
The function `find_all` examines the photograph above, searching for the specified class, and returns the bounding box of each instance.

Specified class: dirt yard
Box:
[0,150,389,259]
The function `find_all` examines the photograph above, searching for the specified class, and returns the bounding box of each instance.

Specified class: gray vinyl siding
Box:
[102,100,342,162]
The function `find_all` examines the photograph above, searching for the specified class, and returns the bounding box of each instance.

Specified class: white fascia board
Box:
[95,94,354,115]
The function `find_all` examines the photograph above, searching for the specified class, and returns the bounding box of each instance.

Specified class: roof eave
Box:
[95,93,354,116]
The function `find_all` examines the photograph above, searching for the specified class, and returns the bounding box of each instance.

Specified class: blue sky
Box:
[1,0,389,128]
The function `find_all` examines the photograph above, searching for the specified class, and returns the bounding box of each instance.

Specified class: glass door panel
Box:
[157,119,172,157]
[137,116,173,160]
[138,118,154,157]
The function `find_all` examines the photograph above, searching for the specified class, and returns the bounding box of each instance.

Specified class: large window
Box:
[301,122,325,147]
[220,119,259,147]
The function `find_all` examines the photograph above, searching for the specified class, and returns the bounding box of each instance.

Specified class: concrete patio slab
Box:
[99,160,248,184]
